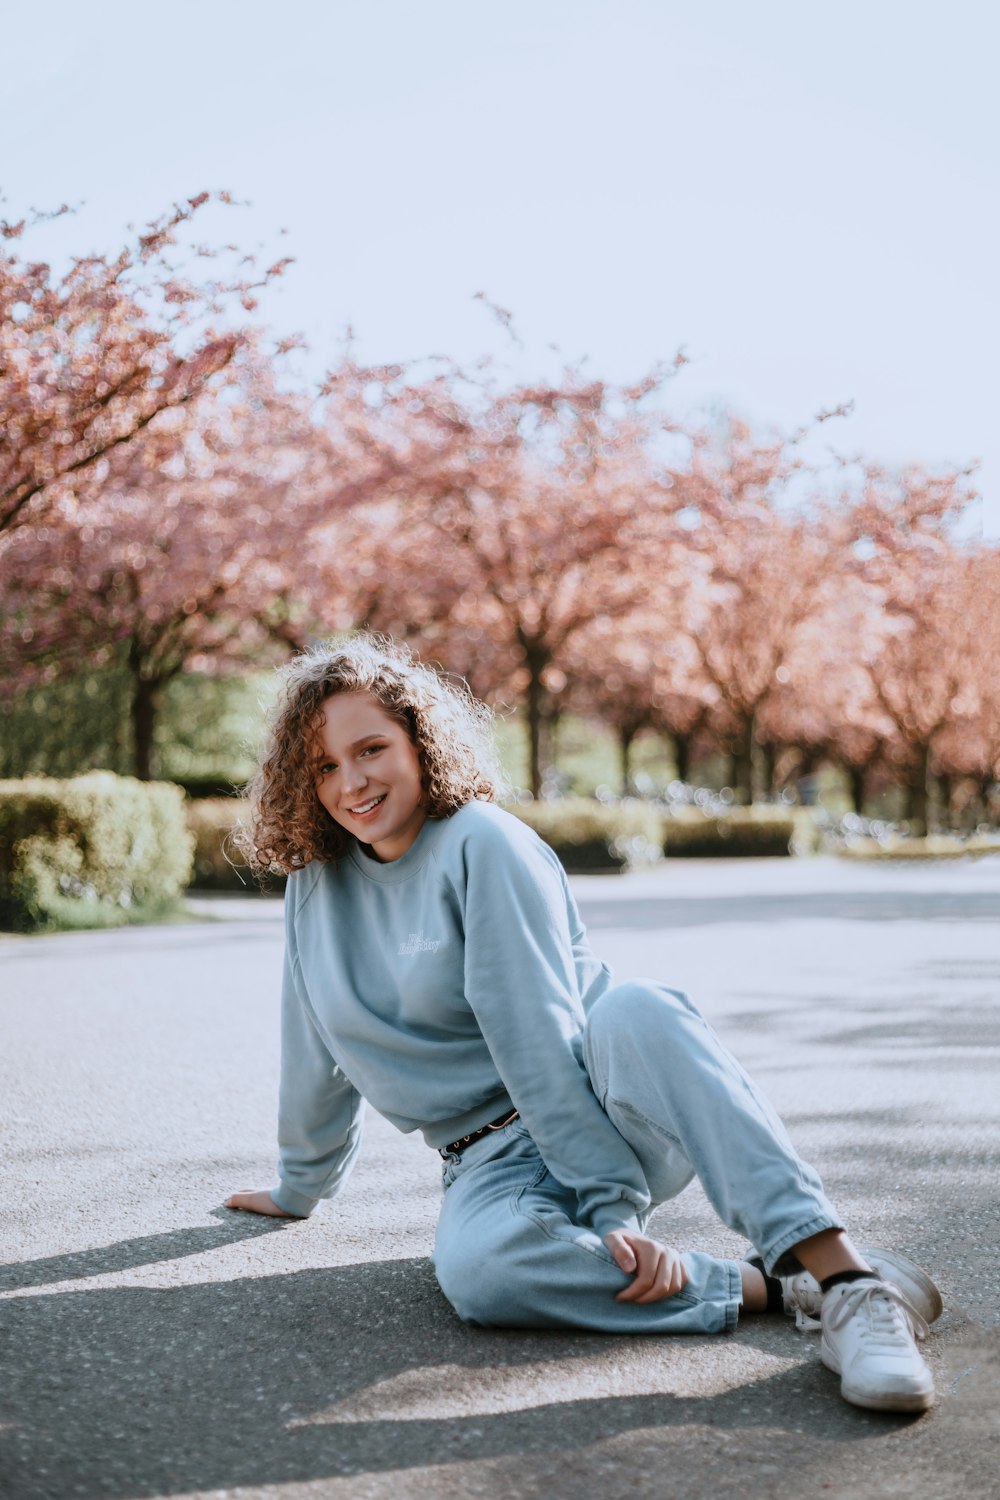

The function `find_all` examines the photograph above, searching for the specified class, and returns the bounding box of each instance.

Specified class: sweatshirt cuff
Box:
[590,1202,643,1240]
[270,1183,319,1218]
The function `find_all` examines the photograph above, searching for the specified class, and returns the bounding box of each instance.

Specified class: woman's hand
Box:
[603,1229,689,1303]
[225,1189,298,1218]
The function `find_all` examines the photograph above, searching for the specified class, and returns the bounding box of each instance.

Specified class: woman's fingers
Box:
[606,1232,689,1303]
[619,1238,664,1302]
[603,1229,637,1274]
[632,1248,689,1304]
[632,1242,689,1302]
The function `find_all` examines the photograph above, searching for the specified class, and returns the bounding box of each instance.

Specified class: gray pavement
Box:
[1,855,998,1500]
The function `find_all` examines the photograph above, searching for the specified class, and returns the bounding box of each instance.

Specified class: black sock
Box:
[763,1273,785,1315]
[820,1268,879,1294]
[746,1256,786,1315]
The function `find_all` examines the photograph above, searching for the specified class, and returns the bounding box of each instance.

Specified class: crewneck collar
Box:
[346,817,438,883]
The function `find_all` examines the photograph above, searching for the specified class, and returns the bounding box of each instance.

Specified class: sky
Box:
[3,0,997,534]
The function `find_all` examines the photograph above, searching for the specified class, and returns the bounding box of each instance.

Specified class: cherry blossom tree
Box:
[860,544,994,832]
[756,575,897,810]
[841,464,983,830]
[318,357,693,794]
[6,222,992,832]
[675,422,845,802]
[563,586,717,793]
[0,355,332,778]
[0,195,289,539]
[947,545,1000,816]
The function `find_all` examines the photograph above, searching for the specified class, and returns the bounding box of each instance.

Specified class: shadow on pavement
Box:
[1,1256,910,1500]
[718,991,1000,1061]
[0,1213,292,1292]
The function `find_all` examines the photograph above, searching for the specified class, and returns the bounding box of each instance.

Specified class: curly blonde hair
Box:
[236,633,505,876]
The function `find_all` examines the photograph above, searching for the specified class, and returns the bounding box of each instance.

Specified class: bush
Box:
[510,797,663,873]
[185,796,284,892]
[788,807,824,856]
[0,772,194,932]
[837,834,1000,862]
[661,806,796,858]
[187,796,663,888]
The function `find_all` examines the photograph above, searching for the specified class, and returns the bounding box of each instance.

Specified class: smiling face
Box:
[312,690,427,862]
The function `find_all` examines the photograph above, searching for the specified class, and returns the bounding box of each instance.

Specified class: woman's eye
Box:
[361,744,385,757]
[318,762,337,776]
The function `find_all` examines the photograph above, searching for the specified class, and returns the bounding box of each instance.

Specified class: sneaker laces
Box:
[785,1272,824,1332]
[825,1278,930,1344]
[749,1263,833,1333]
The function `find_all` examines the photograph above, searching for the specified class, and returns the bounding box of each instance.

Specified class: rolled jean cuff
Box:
[764,1213,845,1278]
[680,1252,745,1333]
[723,1259,743,1331]
[270,1183,318,1218]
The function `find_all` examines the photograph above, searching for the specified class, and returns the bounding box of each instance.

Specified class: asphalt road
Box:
[1,855,998,1500]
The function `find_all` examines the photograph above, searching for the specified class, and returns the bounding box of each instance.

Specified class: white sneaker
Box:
[775,1248,944,1333]
[820,1277,935,1412]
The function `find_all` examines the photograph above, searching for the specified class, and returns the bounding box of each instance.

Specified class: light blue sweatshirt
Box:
[269,799,649,1237]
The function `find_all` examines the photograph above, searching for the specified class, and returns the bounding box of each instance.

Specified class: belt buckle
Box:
[440,1109,519,1161]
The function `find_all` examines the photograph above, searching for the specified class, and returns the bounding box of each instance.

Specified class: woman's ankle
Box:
[793,1228,873,1283]
[739,1262,769,1313]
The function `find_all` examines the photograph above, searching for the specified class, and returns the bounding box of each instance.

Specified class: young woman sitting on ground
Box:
[227,634,942,1414]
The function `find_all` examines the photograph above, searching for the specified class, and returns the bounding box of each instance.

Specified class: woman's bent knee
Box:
[586,981,697,1068]
[434,1237,534,1326]
[589,981,693,1030]
[434,1238,487,1323]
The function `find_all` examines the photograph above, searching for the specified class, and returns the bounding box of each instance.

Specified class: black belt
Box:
[440,1108,520,1158]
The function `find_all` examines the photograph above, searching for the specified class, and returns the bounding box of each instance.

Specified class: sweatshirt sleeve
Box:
[269,873,365,1218]
[456,816,650,1239]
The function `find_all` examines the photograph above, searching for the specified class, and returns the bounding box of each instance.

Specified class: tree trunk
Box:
[619,724,637,796]
[903,743,931,836]
[673,733,691,785]
[131,674,165,781]
[759,740,777,800]
[970,776,992,830]
[541,703,561,787]
[848,764,867,816]
[933,772,954,833]
[523,644,550,799]
[731,719,753,805]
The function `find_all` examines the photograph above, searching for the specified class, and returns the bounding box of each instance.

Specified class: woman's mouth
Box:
[347,793,387,819]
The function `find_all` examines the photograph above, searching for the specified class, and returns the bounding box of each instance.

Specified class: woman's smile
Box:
[314,691,427,861]
[346,792,388,820]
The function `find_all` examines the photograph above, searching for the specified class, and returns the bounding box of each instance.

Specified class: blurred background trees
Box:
[2,201,997,838]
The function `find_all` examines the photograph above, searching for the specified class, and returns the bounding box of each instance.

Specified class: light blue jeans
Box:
[434,981,842,1334]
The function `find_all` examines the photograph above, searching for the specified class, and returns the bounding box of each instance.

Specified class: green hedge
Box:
[0,772,194,932]
[838,834,1000,862]
[185,796,279,892]
[185,795,665,885]
[661,806,796,858]
[183,795,816,887]
[510,797,663,873]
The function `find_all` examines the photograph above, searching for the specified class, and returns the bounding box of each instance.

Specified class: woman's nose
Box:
[341,762,368,795]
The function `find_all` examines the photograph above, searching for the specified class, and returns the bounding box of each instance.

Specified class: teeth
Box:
[350,795,385,815]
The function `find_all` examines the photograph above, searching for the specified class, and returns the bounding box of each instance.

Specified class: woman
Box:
[227,634,941,1413]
